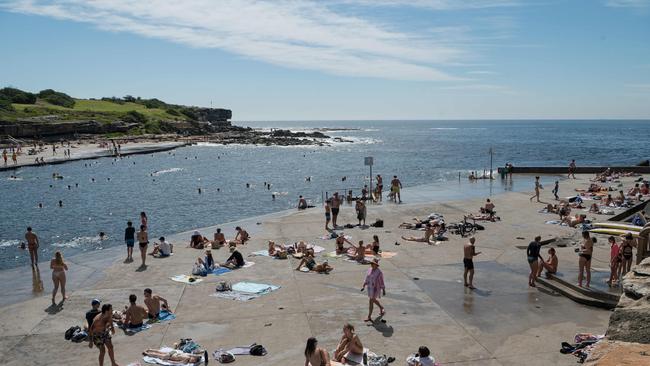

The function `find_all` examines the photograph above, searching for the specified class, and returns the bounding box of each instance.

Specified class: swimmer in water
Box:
[59,200,63,207]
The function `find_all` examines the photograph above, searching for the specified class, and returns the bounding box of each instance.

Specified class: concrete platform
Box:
[1,174,639,365]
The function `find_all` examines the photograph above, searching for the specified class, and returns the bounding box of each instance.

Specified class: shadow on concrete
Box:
[367,315,393,337]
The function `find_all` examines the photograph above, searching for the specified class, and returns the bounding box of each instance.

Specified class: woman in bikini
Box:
[607,236,621,286]
[140,211,148,230]
[620,233,636,275]
[334,323,364,365]
[529,176,542,203]
[371,235,380,255]
[578,231,593,288]
[143,349,201,364]
[304,337,330,366]
[50,251,68,304]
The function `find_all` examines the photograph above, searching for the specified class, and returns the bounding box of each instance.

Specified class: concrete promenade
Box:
[0,174,632,366]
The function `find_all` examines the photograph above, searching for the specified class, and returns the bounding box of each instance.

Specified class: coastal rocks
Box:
[270,129,327,138]
[583,340,650,365]
[0,120,137,137]
[606,257,650,343]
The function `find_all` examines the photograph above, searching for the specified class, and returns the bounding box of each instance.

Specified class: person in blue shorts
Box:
[124,221,135,262]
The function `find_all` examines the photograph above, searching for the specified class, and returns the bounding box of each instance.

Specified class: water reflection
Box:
[32,267,44,293]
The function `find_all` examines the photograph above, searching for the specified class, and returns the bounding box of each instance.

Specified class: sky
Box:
[0,0,649,121]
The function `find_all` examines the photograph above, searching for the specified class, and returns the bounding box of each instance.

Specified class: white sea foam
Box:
[0,239,20,248]
[430,127,459,130]
[52,236,102,248]
[152,168,183,176]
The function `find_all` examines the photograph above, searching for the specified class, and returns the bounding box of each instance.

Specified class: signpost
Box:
[365,156,374,199]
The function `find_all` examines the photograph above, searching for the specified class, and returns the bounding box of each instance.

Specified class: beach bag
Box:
[371,219,384,228]
[214,350,235,363]
[249,343,267,356]
[71,329,88,343]
[216,281,232,292]
[368,354,388,366]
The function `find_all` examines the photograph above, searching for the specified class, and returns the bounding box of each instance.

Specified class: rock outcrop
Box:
[606,257,650,344]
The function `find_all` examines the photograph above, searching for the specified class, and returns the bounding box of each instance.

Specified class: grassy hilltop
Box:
[0,87,230,135]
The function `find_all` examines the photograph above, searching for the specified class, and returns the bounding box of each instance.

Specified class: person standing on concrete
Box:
[137,225,149,268]
[463,237,481,289]
[529,176,542,203]
[124,221,135,263]
[552,181,559,201]
[362,258,385,322]
[527,236,542,287]
[88,304,118,366]
[2,149,7,165]
[376,174,383,202]
[324,199,332,230]
[568,159,576,179]
[391,175,403,203]
[331,192,341,228]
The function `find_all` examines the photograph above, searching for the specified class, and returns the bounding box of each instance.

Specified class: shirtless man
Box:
[334,323,364,364]
[537,248,558,277]
[233,226,249,245]
[2,149,7,165]
[298,195,308,210]
[123,294,148,328]
[568,159,576,179]
[25,227,39,268]
[212,228,226,248]
[324,200,332,230]
[481,199,495,215]
[88,304,119,366]
[376,174,383,202]
[143,288,170,320]
[331,193,341,228]
[391,175,403,203]
[463,237,481,289]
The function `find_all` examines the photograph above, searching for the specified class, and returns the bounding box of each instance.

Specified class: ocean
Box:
[1,119,648,269]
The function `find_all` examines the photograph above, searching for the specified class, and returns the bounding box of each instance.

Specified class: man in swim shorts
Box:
[25,226,39,268]
[88,303,118,366]
[391,175,402,203]
[331,192,341,228]
[124,221,135,262]
[143,288,170,320]
[463,237,481,289]
[124,294,148,328]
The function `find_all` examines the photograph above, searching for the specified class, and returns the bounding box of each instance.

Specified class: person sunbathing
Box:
[563,214,586,228]
[588,203,601,214]
[628,184,641,196]
[401,224,436,244]
[480,198,495,215]
[335,235,353,255]
[295,253,333,273]
[350,240,371,264]
[641,183,649,195]
[537,248,558,277]
[268,241,287,258]
[196,250,215,271]
[231,226,249,245]
[604,194,614,206]
[143,349,201,364]
[211,228,226,249]
[334,323,364,364]
[189,231,208,249]
[544,204,559,214]
[465,213,500,222]
[399,217,433,229]
[615,190,626,205]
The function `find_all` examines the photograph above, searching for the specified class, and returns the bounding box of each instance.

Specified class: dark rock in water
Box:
[638,159,649,167]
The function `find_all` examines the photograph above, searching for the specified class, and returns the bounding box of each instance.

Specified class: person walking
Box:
[527,236,542,287]
[324,199,331,230]
[463,237,481,289]
[529,176,542,202]
[552,181,559,201]
[137,225,148,268]
[88,304,119,366]
[124,221,135,262]
[391,175,402,203]
[361,258,385,322]
[50,251,68,304]
[568,159,576,179]
[376,174,383,202]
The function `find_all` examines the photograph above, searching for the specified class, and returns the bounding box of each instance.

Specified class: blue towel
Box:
[211,267,232,276]
[158,310,176,322]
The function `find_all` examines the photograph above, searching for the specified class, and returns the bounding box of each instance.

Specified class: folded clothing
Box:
[170,275,204,284]
[158,311,176,322]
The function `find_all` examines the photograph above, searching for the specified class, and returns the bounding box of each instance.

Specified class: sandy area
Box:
[0,173,643,366]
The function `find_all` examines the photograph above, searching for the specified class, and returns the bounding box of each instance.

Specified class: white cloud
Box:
[343,0,519,10]
[605,0,650,8]
[466,70,498,75]
[0,0,494,81]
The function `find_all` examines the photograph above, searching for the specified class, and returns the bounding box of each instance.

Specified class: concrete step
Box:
[536,276,619,310]
[547,274,621,303]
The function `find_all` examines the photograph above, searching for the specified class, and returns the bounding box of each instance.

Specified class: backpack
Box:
[71,329,88,343]
[65,326,80,340]
[249,343,267,356]
[216,281,232,292]
[371,219,384,228]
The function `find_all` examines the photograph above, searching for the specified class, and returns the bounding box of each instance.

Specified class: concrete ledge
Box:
[498,166,650,174]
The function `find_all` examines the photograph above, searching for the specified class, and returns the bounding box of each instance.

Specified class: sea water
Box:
[0,119,648,269]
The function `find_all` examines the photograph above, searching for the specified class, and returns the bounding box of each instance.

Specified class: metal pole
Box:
[490,147,493,179]
[369,165,373,201]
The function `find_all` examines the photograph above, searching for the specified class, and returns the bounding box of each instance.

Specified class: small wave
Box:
[152,168,183,176]
[430,127,459,130]
[0,239,20,248]
[7,177,23,181]
[328,136,382,145]
[272,191,289,196]
[363,128,380,132]
[52,236,102,248]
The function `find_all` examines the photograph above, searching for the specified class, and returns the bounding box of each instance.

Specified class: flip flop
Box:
[380,309,386,316]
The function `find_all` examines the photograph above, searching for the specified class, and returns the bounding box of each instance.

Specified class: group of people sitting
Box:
[189,227,249,250]
[192,245,246,276]
[96,289,171,330]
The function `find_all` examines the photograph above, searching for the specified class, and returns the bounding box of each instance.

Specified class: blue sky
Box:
[0,0,648,120]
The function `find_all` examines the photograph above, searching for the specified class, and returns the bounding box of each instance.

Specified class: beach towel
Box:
[170,275,203,285]
[242,261,255,268]
[122,323,151,334]
[225,345,254,355]
[324,251,344,258]
[210,291,260,301]
[157,311,175,322]
[249,250,270,257]
[142,347,201,366]
[309,245,326,253]
[231,282,280,294]
[378,251,397,259]
[545,220,561,225]
[211,267,232,276]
